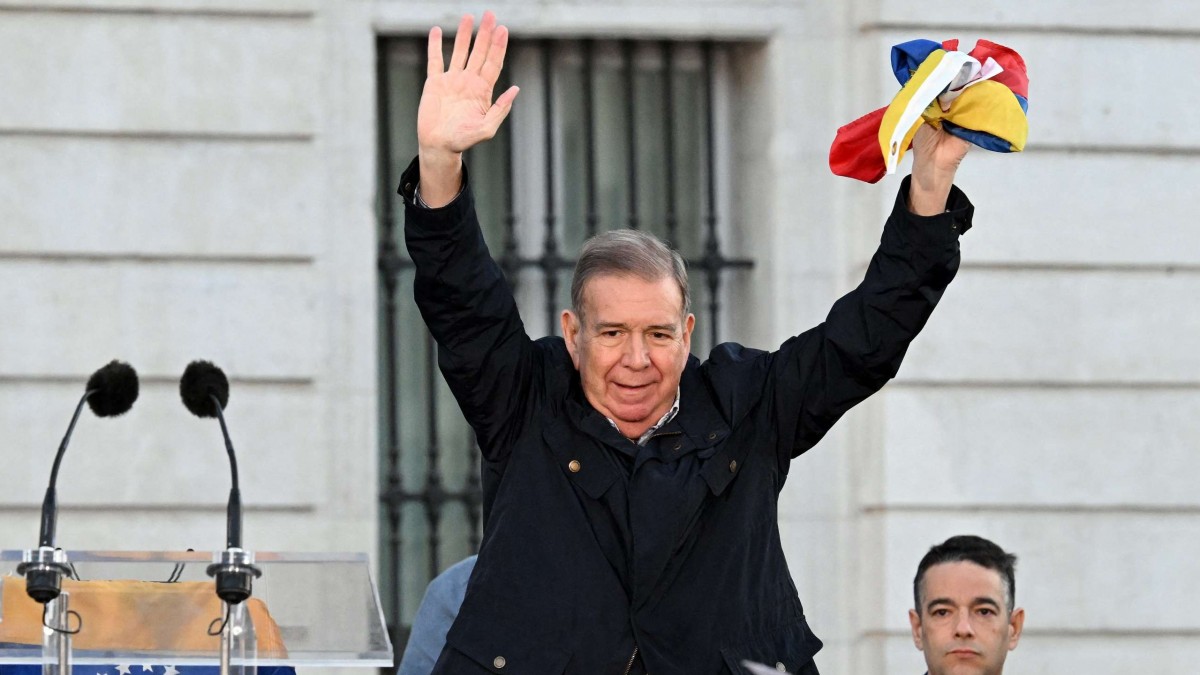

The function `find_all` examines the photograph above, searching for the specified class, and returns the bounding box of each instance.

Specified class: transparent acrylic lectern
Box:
[0,550,393,674]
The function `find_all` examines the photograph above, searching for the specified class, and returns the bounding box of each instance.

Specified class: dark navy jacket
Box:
[400,159,972,675]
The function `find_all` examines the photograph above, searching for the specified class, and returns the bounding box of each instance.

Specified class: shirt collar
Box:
[606,388,681,446]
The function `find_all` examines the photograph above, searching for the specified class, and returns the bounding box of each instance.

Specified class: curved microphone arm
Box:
[210,392,242,550]
[199,386,260,605]
[40,388,97,548]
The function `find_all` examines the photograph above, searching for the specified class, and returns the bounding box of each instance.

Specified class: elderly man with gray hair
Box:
[401,11,975,675]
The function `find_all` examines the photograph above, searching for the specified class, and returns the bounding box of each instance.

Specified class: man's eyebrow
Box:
[924,596,1003,613]
[924,597,954,612]
[591,322,678,332]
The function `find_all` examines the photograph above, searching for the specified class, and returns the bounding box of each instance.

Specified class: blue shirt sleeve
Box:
[396,555,477,675]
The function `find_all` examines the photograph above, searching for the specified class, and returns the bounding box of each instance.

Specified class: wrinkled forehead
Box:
[578,272,687,319]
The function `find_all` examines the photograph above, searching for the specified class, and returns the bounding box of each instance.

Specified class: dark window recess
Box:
[376,36,752,667]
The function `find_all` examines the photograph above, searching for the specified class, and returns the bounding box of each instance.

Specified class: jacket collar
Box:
[671,357,731,451]
[546,356,741,499]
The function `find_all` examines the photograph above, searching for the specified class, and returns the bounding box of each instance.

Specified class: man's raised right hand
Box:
[416,11,519,207]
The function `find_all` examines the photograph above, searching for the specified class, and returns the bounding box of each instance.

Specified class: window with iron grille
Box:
[376,35,753,661]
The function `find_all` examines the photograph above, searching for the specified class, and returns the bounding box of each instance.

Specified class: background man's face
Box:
[909,561,1024,675]
[562,273,694,439]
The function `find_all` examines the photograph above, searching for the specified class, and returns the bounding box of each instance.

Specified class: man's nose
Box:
[622,333,650,368]
[954,612,976,638]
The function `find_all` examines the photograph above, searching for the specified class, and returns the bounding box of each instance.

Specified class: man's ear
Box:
[1007,607,1025,651]
[561,309,581,368]
[909,609,924,651]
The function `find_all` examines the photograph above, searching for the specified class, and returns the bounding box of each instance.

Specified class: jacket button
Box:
[708,431,718,440]
[729,460,737,473]
[776,662,787,671]
[568,460,581,473]
[672,441,682,451]
[493,655,506,669]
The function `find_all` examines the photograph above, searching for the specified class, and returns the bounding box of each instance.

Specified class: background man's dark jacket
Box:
[400,159,972,675]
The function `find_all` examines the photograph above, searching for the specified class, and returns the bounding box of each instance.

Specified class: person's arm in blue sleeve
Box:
[397,556,477,675]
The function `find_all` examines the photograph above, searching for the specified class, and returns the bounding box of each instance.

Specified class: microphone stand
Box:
[202,392,261,675]
[209,549,260,675]
[49,583,71,675]
[17,387,96,675]
[16,361,137,675]
[17,547,73,675]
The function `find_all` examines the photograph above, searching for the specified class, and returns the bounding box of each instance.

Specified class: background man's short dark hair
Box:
[913,534,1018,612]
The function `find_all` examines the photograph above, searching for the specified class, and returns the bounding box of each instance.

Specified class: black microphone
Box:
[179,360,260,605]
[19,360,139,603]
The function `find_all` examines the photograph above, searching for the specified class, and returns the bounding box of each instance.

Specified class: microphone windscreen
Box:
[180,360,230,418]
[85,360,139,417]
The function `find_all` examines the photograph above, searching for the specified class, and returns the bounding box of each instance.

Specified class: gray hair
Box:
[570,229,690,319]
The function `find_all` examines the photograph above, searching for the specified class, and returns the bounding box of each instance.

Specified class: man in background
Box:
[910,535,1025,675]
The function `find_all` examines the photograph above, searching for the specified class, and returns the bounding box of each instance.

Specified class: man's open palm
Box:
[418,11,519,158]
